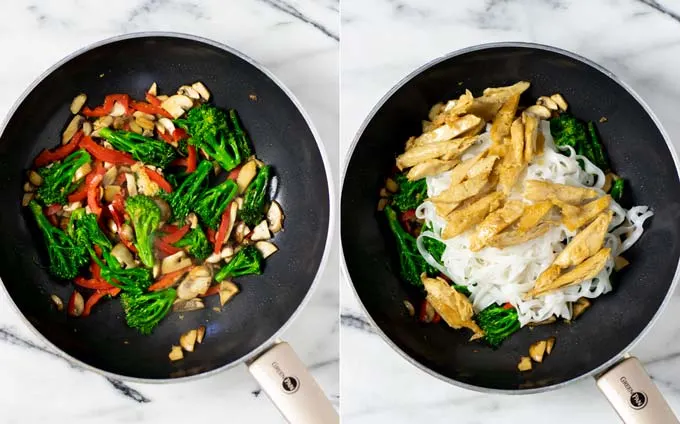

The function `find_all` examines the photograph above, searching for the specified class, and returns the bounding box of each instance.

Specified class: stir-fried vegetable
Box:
[384,205,435,286]
[174,227,212,261]
[550,114,610,171]
[68,208,112,252]
[175,105,252,171]
[611,178,624,201]
[125,195,161,267]
[121,288,177,335]
[240,165,271,227]
[165,160,213,221]
[392,173,427,212]
[99,128,177,168]
[194,179,238,229]
[29,200,88,279]
[215,245,263,282]
[93,251,152,292]
[476,303,521,347]
[422,234,445,263]
[36,150,91,205]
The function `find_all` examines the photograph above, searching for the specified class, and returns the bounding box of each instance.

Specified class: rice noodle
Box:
[417,121,652,326]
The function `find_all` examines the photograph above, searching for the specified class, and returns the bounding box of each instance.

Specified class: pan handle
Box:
[247,341,338,424]
[596,356,679,423]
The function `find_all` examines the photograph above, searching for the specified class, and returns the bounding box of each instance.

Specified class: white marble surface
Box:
[340,0,680,423]
[0,1,338,423]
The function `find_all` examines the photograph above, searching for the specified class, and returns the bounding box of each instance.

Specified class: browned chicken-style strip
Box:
[396,137,475,170]
[431,90,474,127]
[517,201,553,232]
[563,195,611,231]
[406,158,459,181]
[530,248,611,297]
[483,81,531,97]
[497,118,526,194]
[491,94,520,145]
[431,173,490,204]
[554,211,612,268]
[524,180,599,205]
[422,274,484,340]
[410,114,483,149]
[528,264,562,297]
[469,200,525,251]
[442,192,504,239]
[447,153,485,186]
[441,136,478,162]
[551,198,581,217]
[467,155,498,179]
[488,222,553,248]
[523,113,540,163]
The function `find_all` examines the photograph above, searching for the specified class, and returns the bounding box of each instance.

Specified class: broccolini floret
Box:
[36,150,91,205]
[239,165,271,227]
[68,208,112,252]
[120,288,176,335]
[215,245,264,282]
[124,195,161,268]
[98,127,177,168]
[194,179,238,229]
[174,226,212,261]
[384,205,435,287]
[392,173,427,211]
[165,160,213,221]
[476,303,521,347]
[610,178,624,201]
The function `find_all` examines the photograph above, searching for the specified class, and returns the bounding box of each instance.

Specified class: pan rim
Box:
[0,31,335,384]
[340,41,680,394]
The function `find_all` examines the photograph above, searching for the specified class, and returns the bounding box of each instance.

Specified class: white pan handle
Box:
[596,356,679,423]
[248,341,338,424]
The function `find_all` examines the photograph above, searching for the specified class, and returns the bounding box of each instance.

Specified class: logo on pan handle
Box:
[272,361,301,395]
[620,377,648,410]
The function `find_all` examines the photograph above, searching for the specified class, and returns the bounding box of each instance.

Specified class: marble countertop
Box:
[340,0,680,423]
[0,1,338,423]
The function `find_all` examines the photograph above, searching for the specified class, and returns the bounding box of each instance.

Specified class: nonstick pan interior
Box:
[0,34,330,380]
[341,44,680,391]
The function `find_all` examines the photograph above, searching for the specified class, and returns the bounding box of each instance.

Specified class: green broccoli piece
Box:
[194,179,238,229]
[120,288,177,335]
[453,284,471,297]
[28,200,88,279]
[98,127,177,168]
[174,226,212,261]
[384,205,435,287]
[392,173,427,211]
[215,245,263,282]
[240,165,271,227]
[36,150,91,205]
[476,303,521,347]
[165,160,213,221]
[124,195,161,268]
[92,250,152,292]
[175,105,252,171]
[68,208,112,252]
[422,235,445,264]
[610,178,624,201]
[550,114,588,152]
[586,122,609,171]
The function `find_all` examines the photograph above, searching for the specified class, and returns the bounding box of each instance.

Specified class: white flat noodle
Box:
[415,120,653,326]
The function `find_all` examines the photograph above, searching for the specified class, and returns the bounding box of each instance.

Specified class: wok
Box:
[0,32,337,424]
[342,42,680,423]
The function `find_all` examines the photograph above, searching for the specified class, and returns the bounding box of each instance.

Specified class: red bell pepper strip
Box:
[158,129,175,144]
[148,266,191,292]
[503,302,514,310]
[80,136,136,165]
[82,287,121,317]
[87,174,104,217]
[206,228,216,244]
[213,203,232,254]
[89,260,102,281]
[186,145,197,173]
[107,203,138,253]
[145,92,162,107]
[155,238,181,255]
[418,299,429,322]
[67,290,84,317]
[143,168,173,193]
[227,164,242,181]
[82,94,130,117]
[45,204,62,216]
[200,284,221,298]
[160,224,190,244]
[67,160,104,203]
[431,313,441,324]
[34,131,83,167]
[74,276,114,290]
[173,128,189,142]
[131,99,173,119]
[171,157,188,167]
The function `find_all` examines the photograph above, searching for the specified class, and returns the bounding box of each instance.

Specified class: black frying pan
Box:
[342,43,680,422]
[0,32,336,422]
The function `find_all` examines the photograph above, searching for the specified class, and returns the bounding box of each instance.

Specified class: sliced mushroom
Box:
[235,196,244,210]
[529,340,547,363]
[148,82,158,96]
[73,162,92,182]
[51,294,64,312]
[113,116,128,130]
[179,329,198,352]
[62,115,84,144]
[527,316,557,327]
[169,345,184,361]
[94,115,114,130]
[109,102,127,117]
[255,241,278,259]
[250,220,271,242]
[196,325,206,344]
[205,252,222,264]
[111,243,136,269]
[23,182,34,193]
[219,281,239,306]
[82,121,93,136]
[156,94,169,102]
[120,223,134,243]
[68,291,84,317]
[220,245,235,260]
[22,193,34,207]
[224,202,238,242]
[153,261,161,279]
[178,85,200,99]
[172,298,205,312]
[550,93,568,111]
[518,356,532,372]
[385,178,398,193]
[133,110,155,121]
[161,251,193,275]
[152,197,171,222]
[546,337,556,355]
[28,170,43,186]
[403,300,415,317]
[572,297,591,319]
[63,201,82,212]
[186,212,198,229]
[525,105,551,119]
[536,96,558,110]
[233,221,250,244]
[125,173,137,196]
[102,166,118,186]
[176,266,213,300]
[266,201,284,233]
[70,93,87,114]
[135,116,156,131]
[192,82,210,101]
[236,160,258,194]
[157,117,175,134]
[614,255,630,271]
[161,95,194,119]
[379,188,390,197]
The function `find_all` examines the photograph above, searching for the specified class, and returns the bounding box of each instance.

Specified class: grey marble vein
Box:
[637,0,680,23]
[256,0,339,41]
[105,378,152,403]
[340,313,376,333]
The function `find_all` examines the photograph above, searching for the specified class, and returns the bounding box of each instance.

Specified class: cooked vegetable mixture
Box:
[24,82,284,337]
[380,82,652,353]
